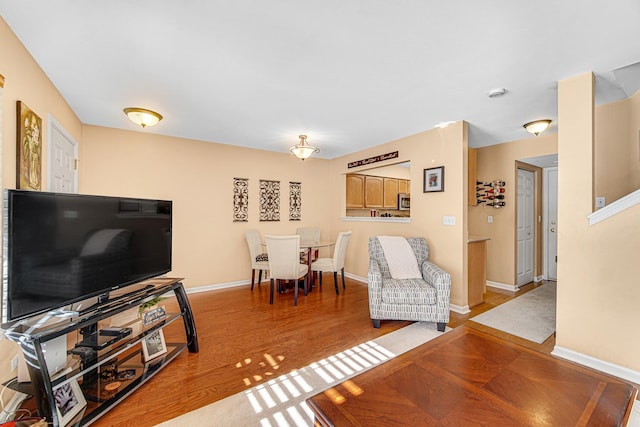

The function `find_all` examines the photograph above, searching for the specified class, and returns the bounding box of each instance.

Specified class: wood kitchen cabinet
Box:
[346,174,365,208]
[383,178,399,209]
[398,179,409,194]
[364,176,383,208]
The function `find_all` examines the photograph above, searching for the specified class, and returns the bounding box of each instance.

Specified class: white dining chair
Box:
[311,231,352,295]
[296,227,321,261]
[244,230,269,290]
[265,235,309,306]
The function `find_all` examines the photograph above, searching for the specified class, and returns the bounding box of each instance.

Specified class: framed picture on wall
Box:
[16,101,43,190]
[423,166,444,193]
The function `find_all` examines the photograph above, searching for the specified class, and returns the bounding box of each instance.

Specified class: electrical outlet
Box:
[595,196,606,208]
[11,355,18,372]
[443,215,456,225]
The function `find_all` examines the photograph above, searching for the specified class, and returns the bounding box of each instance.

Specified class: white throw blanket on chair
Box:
[377,236,423,279]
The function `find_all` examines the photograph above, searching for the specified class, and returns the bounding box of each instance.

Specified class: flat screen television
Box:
[2,190,172,325]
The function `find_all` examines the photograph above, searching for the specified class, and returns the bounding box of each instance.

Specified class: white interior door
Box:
[545,167,558,280]
[47,115,78,193]
[517,169,535,286]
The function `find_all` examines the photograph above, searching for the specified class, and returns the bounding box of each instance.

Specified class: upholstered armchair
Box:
[368,236,451,331]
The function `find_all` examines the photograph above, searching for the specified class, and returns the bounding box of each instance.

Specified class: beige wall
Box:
[0,17,82,189]
[557,72,640,372]
[594,90,640,204]
[468,135,557,286]
[328,122,470,308]
[81,125,333,288]
[0,17,84,393]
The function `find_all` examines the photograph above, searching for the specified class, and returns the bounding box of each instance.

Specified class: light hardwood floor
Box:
[94,278,555,426]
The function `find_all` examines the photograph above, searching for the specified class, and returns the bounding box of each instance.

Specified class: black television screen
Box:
[2,190,172,324]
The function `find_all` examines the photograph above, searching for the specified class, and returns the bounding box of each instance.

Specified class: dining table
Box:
[261,238,334,292]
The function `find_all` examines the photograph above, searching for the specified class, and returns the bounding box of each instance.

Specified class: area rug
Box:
[155,322,447,427]
[471,282,556,344]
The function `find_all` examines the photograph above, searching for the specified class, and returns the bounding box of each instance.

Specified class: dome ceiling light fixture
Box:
[290,134,319,160]
[488,88,507,98]
[123,107,163,128]
[523,119,552,136]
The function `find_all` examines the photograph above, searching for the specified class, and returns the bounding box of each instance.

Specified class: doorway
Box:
[517,168,535,286]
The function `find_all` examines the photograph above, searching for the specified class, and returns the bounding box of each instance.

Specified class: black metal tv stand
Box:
[3,278,198,426]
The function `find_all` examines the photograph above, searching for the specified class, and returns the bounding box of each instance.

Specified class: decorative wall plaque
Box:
[348,151,398,169]
[233,178,249,222]
[289,182,301,221]
[259,180,280,221]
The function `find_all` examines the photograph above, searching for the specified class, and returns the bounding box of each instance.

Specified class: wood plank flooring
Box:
[91,278,602,426]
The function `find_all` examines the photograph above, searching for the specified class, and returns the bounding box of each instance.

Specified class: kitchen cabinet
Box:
[346,174,365,208]
[383,178,399,209]
[398,179,409,194]
[364,176,383,208]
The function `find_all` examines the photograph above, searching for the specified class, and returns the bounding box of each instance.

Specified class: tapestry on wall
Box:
[259,180,280,221]
[233,178,249,222]
[16,101,42,190]
[289,182,302,221]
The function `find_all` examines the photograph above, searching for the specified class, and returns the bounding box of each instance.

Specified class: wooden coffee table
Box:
[306,326,636,426]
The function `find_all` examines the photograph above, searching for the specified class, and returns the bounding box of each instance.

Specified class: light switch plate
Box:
[487,215,493,223]
[443,215,456,225]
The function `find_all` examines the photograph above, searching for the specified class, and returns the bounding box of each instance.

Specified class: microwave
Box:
[398,193,410,210]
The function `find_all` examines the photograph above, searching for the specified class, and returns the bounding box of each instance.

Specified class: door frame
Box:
[47,114,79,193]
[514,161,544,286]
[543,167,558,281]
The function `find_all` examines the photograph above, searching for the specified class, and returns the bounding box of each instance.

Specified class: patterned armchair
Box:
[368,236,451,331]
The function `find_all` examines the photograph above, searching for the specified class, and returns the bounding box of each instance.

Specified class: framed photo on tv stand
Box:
[142,330,167,362]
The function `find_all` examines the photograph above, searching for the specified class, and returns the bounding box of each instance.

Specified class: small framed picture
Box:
[53,379,87,427]
[142,330,167,362]
[423,166,445,193]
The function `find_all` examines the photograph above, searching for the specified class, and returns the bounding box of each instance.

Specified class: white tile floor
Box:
[629,398,640,427]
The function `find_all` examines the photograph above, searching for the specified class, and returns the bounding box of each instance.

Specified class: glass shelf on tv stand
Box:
[3,277,198,426]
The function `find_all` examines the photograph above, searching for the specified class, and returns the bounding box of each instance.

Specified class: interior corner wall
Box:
[557,72,640,372]
[628,90,640,192]
[468,135,557,286]
[80,125,332,289]
[328,122,469,308]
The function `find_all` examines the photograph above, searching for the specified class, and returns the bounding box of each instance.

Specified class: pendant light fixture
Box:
[124,107,163,128]
[290,135,319,160]
[523,119,552,136]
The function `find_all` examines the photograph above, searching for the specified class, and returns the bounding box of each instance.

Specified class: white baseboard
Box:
[344,272,367,284]
[184,280,250,294]
[450,304,470,315]
[534,275,545,282]
[486,281,520,292]
[552,345,640,385]
[183,272,368,295]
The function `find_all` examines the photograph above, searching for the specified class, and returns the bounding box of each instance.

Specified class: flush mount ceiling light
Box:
[123,107,163,128]
[488,88,507,98]
[290,135,319,160]
[523,119,552,136]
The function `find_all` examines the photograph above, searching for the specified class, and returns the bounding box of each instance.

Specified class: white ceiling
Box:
[1,1,639,159]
